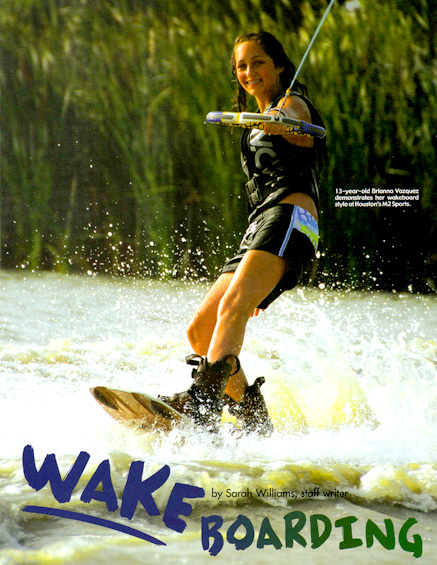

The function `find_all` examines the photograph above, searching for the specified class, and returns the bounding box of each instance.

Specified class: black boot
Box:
[225,377,274,437]
[159,354,240,431]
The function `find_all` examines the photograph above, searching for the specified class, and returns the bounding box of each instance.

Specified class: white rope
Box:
[277,0,336,115]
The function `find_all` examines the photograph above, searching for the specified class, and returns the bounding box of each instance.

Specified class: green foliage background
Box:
[1,0,436,291]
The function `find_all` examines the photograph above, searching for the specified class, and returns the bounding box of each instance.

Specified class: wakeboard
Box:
[90,386,191,432]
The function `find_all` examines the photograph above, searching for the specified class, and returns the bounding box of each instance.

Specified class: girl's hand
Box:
[263,96,314,148]
[263,111,288,136]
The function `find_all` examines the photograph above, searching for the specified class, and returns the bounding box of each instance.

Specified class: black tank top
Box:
[241,92,326,219]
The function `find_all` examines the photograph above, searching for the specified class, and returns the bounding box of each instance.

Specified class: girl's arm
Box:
[263,95,314,148]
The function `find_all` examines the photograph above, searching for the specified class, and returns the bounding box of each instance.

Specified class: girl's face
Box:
[234,41,284,111]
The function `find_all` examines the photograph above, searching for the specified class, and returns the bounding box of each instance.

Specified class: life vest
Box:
[240,91,326,218]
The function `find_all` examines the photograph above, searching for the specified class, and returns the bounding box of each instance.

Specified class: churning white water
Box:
[0,271,436,564]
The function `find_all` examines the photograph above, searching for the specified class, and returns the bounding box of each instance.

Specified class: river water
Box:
[0,271,436,564]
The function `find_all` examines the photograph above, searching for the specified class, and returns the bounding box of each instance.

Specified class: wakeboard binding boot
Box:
[225,377,274,437]
[159,354,240,432]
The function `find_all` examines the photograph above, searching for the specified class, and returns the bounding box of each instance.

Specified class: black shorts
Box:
[221,204,319,309]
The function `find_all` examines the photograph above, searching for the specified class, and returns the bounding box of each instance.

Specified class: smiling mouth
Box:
[247,79,261,86]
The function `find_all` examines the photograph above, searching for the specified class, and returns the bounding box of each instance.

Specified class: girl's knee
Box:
[217,290,254,323]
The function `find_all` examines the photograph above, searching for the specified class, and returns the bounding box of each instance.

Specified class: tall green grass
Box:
[1,0,435,289]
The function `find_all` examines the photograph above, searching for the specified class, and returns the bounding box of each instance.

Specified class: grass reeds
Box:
[1,0,435,289]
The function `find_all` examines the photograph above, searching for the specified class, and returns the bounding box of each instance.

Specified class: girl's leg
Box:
[186,273,251,401]
[186,272,233,356]
[162,249,283,433]
[184,249,286,404]
[208,249,287,401]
